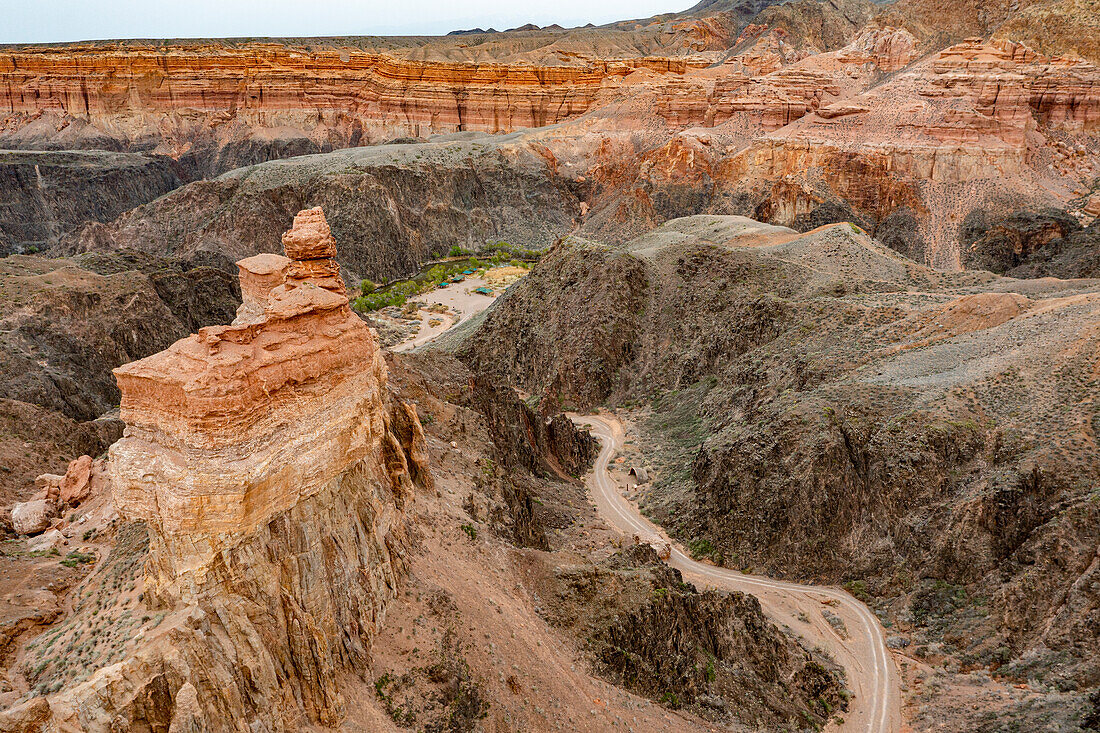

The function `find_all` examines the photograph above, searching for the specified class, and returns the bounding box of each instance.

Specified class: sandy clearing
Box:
[391,267,530,352]
[390,276,499,352]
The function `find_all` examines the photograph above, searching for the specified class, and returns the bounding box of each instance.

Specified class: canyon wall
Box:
[0,150,183,253]
[62,135,583,282]
[0,43,699,175]
[8,30,1096,272]
[456,214,1100,691]
[33,208,430,729]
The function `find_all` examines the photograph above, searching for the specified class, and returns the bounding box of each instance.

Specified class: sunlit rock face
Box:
[111,206,423,599]
[59,207,434,730]
[0,43,701,174]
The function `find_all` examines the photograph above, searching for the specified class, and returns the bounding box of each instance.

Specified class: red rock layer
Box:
[656,69,843,131]
[928,38,1100,134]
[653,28,916,131]
[747,38,1100,191]
[0,43,704,142]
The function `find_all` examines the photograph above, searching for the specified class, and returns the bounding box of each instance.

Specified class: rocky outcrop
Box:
[111,207,426,597]
[466,375,598,479]
[280,207,345,295]
[233,252,292,324]
[62,135,583,283]
[930,38,1100,133]
[962,207,1081,271]
[458,235,648,411]
[963,207,1100,278]
[834,26,917,72]
[58,455,92,506]
[33,208,430,730]
[748,37,1099,180]
[537,543,846,728]
[737,0,879,53]
[705,37,1100,266]
[0,150,183,255]
[32,454,103,509]
[655,66,843,130]
[873,0,1048,51]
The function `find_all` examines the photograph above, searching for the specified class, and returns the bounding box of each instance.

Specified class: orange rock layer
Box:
[0,43,703,142]
[110,207,420,598]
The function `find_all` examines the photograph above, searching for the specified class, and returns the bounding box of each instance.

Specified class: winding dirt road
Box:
[576,413,902,733]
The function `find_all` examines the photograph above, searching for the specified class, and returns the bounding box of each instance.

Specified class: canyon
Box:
[0,0,1098,730]
[0,209,849,732]
[458,214,1100,728]
[4,27,1093,274]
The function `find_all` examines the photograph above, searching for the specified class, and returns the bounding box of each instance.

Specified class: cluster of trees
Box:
[352,240,538,313]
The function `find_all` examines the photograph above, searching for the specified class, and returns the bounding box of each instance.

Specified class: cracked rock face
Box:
[34,208,431,731]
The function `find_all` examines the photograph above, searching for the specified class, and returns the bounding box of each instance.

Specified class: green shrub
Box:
[60,551,96,568]
[843,580,872,602]
[687,537,725,565]
[353,279,420,312]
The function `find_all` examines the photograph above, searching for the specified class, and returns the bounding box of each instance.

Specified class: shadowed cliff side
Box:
[60,135,584,284]
[0,151,184,255]
[455,215,1100,724]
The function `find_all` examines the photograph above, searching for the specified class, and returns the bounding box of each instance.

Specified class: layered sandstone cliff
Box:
[755,37,1099,182]
[700,36,1100,266]
[30,207,430,730]
[0,42,702,174]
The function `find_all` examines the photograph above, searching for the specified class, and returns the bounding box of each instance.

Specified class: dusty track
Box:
[392,276,495,353]
[576,412,902,733]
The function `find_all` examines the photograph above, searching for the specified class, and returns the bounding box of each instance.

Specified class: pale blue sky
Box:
[0,0,687,44]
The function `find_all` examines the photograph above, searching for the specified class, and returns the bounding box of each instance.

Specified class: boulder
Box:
[33,473,63,503]
[11,499,58,536]
[27,529,66,554]
[60,454,94,506]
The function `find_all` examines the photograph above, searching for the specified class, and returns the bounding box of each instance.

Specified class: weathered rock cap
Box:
[237,253,292,304]
[235,252,292,324]
[281,206,338,261]
[280,207,346,295]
